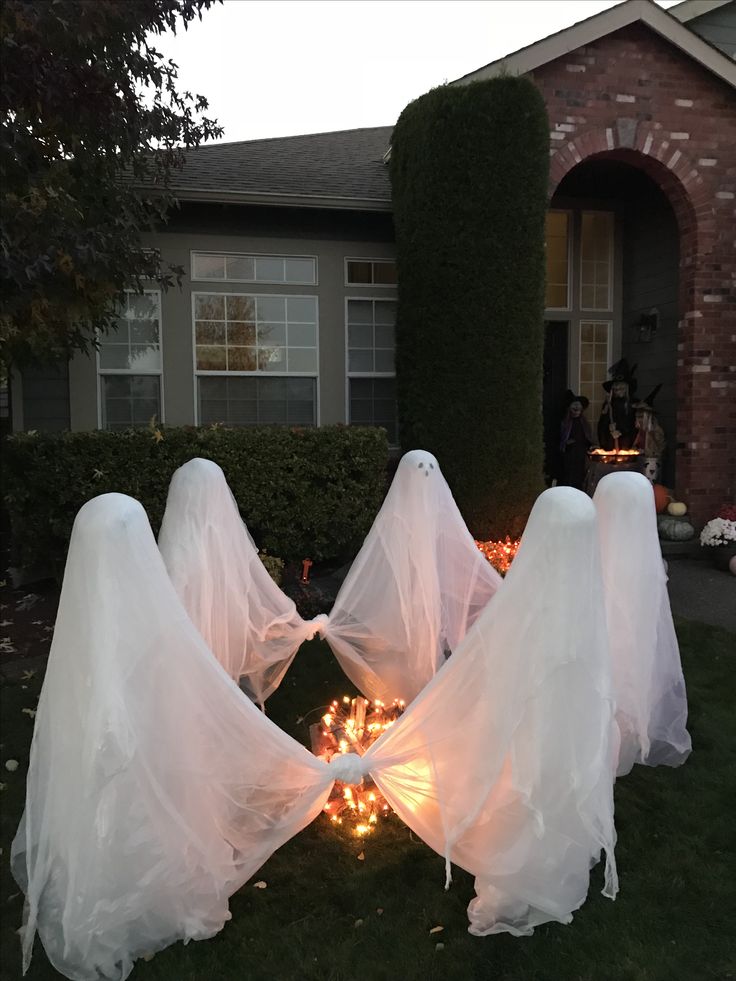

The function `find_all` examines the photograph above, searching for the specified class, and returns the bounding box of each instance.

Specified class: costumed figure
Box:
[559,390,595,490]
[597,358,637,451]
[593,472,691,776]
[632,385,666,484]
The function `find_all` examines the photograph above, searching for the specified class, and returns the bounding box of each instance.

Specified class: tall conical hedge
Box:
[390,77,549,539]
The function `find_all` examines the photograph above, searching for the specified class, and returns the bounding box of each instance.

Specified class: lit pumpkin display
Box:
[653,484,671,514]
[667,501,687,517]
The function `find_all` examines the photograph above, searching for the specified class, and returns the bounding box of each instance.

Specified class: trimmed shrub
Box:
[2,424,389,576]
[390,77,549,539]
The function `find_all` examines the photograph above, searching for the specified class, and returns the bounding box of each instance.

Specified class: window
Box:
[98,291,162,430]
[346,297,397,444]
[545,211,570,309]
[578,320,611,421]
[345,258,397,287]
[191,252,316,285]
[580,212,613,311]
[194,292,318,427]
[198,376,316,427]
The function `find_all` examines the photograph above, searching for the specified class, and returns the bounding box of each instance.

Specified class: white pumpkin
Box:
[667,501,687,517]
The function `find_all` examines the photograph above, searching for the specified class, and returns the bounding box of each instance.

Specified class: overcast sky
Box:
[155,0,680,144]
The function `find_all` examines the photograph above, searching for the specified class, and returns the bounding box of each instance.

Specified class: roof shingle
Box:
[165,125,393,207]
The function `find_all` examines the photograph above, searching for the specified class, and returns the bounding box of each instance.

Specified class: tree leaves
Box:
[0,0,223,369]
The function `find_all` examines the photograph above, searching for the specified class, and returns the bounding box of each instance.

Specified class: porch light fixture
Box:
[635,309,659,344]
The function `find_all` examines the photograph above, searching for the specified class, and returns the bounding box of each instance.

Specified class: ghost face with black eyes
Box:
[401,449,439,478]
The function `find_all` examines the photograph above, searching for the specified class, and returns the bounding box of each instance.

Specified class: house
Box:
[10,0,735,524]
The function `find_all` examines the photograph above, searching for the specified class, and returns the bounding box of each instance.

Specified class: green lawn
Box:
[1,619,734,981]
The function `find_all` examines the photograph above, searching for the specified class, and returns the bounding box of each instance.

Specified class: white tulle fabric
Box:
[365,486,619,936]
[13,488,618,979]
[593,472,691,776]
[322,450,502,704]
[158,458,317,706]
[12,494,335,981]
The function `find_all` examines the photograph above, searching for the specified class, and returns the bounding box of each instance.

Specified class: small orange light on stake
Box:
[300,558,313,583]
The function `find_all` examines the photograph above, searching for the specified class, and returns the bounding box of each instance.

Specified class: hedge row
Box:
[2,425,389,576]
[390,77,549,539]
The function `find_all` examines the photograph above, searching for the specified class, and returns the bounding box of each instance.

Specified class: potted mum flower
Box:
[699,505,736,571]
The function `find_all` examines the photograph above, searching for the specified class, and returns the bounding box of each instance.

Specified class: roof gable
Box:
[454,0,736,89]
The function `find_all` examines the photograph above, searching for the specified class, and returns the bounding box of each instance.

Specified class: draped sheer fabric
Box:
[12,494,335,981]
[366,486,619,936]
[593,472,691,776]
[13,488,619,978]
[322,450,502,704]
[158,458,317,706]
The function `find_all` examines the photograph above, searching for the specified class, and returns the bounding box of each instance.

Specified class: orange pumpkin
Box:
[653,483,671,514]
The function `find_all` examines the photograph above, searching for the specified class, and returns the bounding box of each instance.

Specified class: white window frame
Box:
[577,318,613,421]
[579,211,614,313]
[192,290,320,427]
[190,250,318,286]
[544,209,573,313]
[344,256,398,289]
[96,288,164,429]
[344,295,398,445]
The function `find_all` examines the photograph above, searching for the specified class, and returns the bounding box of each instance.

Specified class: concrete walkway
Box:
[666,558,736,633]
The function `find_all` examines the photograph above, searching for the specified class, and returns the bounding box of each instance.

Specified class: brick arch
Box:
[546,129,720,522]
[548,129,700,249]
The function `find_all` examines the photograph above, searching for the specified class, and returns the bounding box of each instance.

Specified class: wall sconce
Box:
[635,308,659,343]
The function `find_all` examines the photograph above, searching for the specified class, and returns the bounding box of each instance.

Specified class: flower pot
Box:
[711,543,736,572]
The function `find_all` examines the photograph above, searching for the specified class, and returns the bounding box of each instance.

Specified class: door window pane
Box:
[578,320,611,421]
[545,211,570,309]
[580,212,613,311]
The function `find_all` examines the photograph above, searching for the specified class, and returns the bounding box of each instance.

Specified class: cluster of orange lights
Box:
[312,695,405,836]
[475,536,521,576]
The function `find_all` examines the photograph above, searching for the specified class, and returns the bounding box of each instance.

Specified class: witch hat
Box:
[603,358,638,394]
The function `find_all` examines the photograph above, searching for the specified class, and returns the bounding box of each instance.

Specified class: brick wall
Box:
[532,23,736,524]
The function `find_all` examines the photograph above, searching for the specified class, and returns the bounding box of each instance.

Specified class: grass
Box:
[1,619,734,981]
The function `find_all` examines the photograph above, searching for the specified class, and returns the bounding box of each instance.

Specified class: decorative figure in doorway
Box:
[559,391,595,490]
[597,358,638,451]
[632,385,666,483]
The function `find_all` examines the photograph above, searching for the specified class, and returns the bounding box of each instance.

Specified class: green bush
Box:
[390,77,549,539]
[2,424,389,576]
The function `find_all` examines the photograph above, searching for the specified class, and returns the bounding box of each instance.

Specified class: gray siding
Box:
[20,362,71,431]
[67,203,397,432]
[621,192,679,486]
[688,2,736,58]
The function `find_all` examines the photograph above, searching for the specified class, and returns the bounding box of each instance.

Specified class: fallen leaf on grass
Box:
[22,708,37,719]
[354,919,363,928]
[253,881,267,889]
[5,760,19,772]
[16,594,40,612]
[0,620,12,627]
[356,851,365,861]
[21,670,36,681]
[0,784,7,792]
[435,942,445,951]
[429,925,444,935]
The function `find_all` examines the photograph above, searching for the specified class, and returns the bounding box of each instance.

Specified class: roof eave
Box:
[452,0,736,90]
[154,187,393,213]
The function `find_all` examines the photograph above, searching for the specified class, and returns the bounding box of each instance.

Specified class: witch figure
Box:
[597,358,638,451]
[632,385,666,482]
[559,390,595,490]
